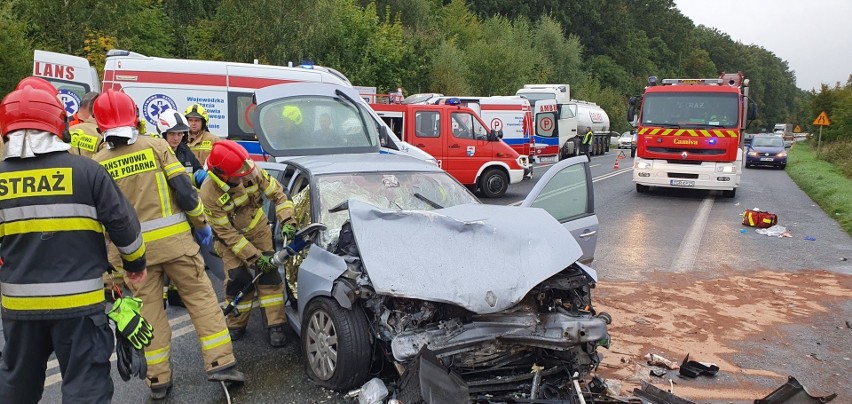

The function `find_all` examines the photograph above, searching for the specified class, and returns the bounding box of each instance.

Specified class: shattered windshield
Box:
[256,95,379,153]
[315,171,478,247]
[641,92,738,128]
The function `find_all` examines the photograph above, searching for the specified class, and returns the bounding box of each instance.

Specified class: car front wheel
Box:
[479,168,509,198]
[302,297,372,391]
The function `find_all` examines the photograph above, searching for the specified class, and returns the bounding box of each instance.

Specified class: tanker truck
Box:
[516,84,611,162]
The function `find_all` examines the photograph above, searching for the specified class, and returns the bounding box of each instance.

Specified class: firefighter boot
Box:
[229,327,247,341]
[167,285,185,308]
[150,382,172,400]
[208,364,246,383]
[268,325,288,347]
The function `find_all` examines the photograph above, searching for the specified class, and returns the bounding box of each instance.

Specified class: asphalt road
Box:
[28,147,852,402]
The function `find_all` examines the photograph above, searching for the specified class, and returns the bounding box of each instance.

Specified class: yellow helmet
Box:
[184,103,209,126]
[282,105,303,125]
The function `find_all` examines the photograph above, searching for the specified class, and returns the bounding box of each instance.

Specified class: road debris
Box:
[644,353,679,370]
[756,225,792,237]
[678,354,719,378]
[649,367,667,378]
[754,376,837,403]
[632,381,695,404]
[804,236,817,241]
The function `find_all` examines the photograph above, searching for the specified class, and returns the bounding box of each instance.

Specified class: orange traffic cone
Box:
[613,159,619,170]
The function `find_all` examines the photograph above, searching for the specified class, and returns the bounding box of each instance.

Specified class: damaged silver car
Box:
[252,83,610,401]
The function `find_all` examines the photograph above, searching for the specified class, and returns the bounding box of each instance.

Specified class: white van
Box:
[32,50,433,162]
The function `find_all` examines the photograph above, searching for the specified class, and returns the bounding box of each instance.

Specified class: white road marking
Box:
[669,195,715,272]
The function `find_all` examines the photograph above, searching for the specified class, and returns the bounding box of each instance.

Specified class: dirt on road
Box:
[594,268,851,402]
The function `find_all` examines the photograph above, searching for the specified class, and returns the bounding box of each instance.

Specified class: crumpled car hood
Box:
[347,199,582,314]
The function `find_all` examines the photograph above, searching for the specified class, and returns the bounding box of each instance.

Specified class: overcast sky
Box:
[674,0,852,91]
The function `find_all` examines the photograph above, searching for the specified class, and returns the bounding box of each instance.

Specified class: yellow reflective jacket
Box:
[186,130,220,167]
[94,136,207,265]
[68,117,103,158]
[199,164,294,268]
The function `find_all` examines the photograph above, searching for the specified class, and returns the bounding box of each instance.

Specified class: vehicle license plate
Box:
[538,156,557,163]
[670,179,695,187]
[760,157,774,162]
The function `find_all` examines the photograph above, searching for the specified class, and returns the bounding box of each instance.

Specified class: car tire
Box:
[302,297,372,392]
[745,163,752,168]
[630,147,636,158]
[479,168,509,198]
[636,184,649,193]
[722,189,736,198]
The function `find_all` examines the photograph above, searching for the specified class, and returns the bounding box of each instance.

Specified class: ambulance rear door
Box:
[33,50,100,116]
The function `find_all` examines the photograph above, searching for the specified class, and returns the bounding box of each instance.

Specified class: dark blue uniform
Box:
[0,151,146,403]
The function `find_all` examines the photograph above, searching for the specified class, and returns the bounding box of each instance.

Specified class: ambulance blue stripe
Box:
[235,141,264,154]
[533,136,559,146]
[501,138,531,145]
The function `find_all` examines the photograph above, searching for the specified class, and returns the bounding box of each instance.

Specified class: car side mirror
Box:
[627,105,635,123]
[747,99,757,121]
[487,130,499,141]
[379,126,396,149]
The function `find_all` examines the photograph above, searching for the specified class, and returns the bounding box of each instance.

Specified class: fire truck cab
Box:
[372,101,528,198]
[628,73,757,197]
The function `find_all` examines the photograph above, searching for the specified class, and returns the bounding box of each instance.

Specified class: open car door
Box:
[520,155,598,263]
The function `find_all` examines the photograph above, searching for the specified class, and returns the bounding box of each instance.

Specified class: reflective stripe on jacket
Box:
[199,165,294,266]
[186,131,220,167]
[582,130,593,145]
[94,136,206,265]
[68,118,103,158]
[0,152,145,320]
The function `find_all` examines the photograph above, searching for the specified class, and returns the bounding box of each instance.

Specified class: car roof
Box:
[264,153,445,176]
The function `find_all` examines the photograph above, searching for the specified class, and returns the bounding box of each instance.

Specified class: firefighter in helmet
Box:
[92,90,244,399]
[0,82,147,403]
[198,140,296,346]
[184,103,220,165]
[67,92,102,158]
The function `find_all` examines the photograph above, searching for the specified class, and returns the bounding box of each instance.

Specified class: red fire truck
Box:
[627,72,756,197]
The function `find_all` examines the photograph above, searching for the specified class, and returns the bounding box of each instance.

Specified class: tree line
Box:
[1,0,847,137]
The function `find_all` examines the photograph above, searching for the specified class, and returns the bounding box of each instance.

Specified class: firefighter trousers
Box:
[224,266,286,330]
[127,252,235,389]
[0,313,114,403]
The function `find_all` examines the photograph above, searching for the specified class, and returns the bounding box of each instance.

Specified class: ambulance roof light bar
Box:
[661,78,724,85]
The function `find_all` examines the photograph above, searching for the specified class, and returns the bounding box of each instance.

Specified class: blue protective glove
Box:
[194,225,213,247]
[193,170,208,187]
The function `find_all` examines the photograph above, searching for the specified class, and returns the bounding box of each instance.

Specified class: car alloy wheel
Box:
[301,298,372,391]
[306,309,338,380]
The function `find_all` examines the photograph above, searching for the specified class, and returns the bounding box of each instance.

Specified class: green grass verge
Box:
[786,141,852,236]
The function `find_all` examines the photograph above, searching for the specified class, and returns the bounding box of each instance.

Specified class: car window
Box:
[257,95,379,151]
[314,171,478,247]
[415,111,439,138]
[752,137,783,148]
[451,112,487,139]
[529,163,588,222]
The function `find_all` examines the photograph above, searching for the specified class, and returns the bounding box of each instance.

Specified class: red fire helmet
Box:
[207,140,255,178]
[93,89,139,132]
[0,86,67,138]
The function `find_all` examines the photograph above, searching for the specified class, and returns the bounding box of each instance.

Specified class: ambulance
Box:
[32,49,433,162]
